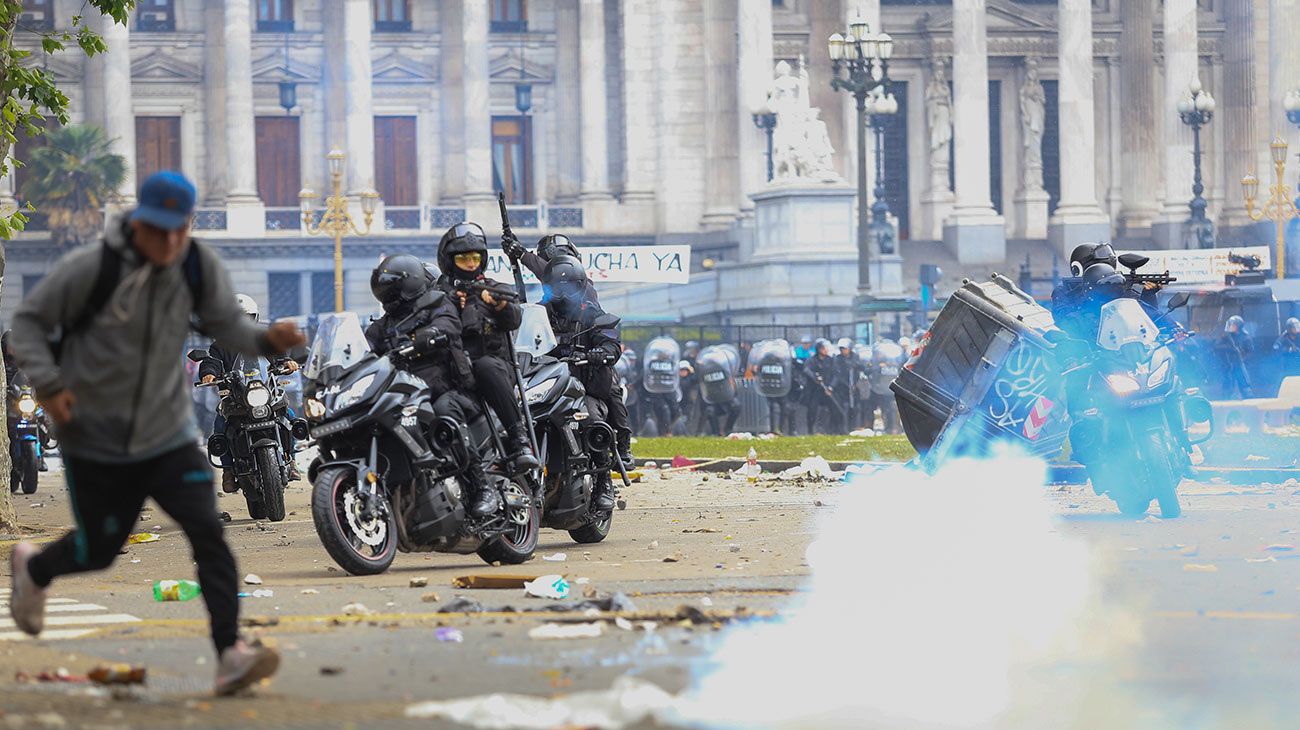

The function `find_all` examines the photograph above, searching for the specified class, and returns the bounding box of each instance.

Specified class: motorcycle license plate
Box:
[245,420,277,431]
[310,417,352,438]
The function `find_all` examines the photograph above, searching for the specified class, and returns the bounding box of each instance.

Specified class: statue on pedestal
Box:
[1019,55,1047,193]
[924,54,952,193]
[767,58,840,183]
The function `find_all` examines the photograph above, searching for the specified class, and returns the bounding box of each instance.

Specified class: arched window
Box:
[374,0,410,31]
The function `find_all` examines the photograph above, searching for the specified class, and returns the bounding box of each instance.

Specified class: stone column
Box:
[736,0,773,215]
[462,0,494,210]
[223,0,260,210]
[1152,0,1198,249]
[101,16,136,202]
[554,0,581,202]
[1221,0,1259,233]
[342,0,376,198]
[201,0,228,204]
[808,0,847,180]
[440,0,466,204]
[942,0,1004,264]
[701,0,739,228]
[1048,0,1111,255]
[578,0,612,201]
[1117,0,1159,237]
[1271,0,1300,156]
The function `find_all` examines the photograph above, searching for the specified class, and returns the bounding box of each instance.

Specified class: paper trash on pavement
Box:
[524,574,571,600]
[527,622,604,640]
[405,676,678,728]
[127,533,161,545]
[778,455,840,481]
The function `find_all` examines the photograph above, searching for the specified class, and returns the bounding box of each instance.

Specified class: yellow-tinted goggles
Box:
[453,252,483,266]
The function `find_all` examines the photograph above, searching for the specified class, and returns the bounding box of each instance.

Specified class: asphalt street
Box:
[3,463,1300,729]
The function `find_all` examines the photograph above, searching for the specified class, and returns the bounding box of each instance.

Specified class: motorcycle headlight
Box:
[335,373,377,411]
[525,377,558,405]
[1105,373,1140,396]
[1147,359,1171,388]
[17,397,36,415]
[305,398,326,419]
[245,384,271,408]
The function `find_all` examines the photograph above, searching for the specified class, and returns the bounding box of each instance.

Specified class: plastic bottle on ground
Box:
[153,579,201,602]
[745,447,761,484]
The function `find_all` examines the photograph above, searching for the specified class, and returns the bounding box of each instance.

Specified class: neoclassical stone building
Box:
[1,0,1296,325]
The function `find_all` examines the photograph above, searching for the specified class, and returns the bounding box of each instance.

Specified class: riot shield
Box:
[697,344,740,405]
[642,336,681,394]
[752,339,793,398]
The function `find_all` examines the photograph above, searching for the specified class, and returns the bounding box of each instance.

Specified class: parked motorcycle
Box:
[515,305,624,544]
[302,313,539,576]
[188,350,307,522]
[1050,293,1213,518]
[8,384,48,495]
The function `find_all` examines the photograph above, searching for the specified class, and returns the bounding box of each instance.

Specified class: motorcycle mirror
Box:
[187,349,208,362]
[1167,292,1190,312]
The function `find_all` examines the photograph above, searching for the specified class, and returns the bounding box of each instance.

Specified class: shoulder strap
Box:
[67,241,123,336]
[183,241,205,311]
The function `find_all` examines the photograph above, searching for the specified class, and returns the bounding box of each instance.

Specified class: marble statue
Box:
[925,54,953,192]
[1020,55,1047,191]
[767,57,840,182]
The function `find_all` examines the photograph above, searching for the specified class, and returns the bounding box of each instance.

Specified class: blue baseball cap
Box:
[131,171,197,231]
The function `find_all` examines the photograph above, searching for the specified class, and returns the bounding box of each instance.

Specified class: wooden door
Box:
[135,116,181,184]
[491,116,533,205]
[373,116,418,206]
[255,117,301,207]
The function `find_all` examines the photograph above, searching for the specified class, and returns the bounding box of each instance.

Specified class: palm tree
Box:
[20,125,126,248]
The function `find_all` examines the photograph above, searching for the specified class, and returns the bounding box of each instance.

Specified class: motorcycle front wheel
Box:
[255,445,287,522]
[478,477,541,565]
[311,466,397,576]
[19,442,38,495]
[1146,432,1183,519]
[570,509,613,544]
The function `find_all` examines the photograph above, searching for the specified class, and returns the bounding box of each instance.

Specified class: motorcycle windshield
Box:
[1096,298,1159,353]
[515,303,559,357]
[304,312,372,382]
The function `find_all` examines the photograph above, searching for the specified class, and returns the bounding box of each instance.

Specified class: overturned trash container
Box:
[890,274,1070,469]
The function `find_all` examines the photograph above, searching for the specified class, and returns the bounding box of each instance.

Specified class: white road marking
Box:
[0,629,99,641]
[0,613,141,630]
[0,588,141,641]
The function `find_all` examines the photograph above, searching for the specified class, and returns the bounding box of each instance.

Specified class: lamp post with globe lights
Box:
[1177,78,1215,249]
[1241,138,1298,280]
[828,14,893,295]
[299,149,379,312]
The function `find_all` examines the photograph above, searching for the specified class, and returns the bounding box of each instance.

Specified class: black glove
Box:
[414,328,447,354]
[502,233,526,261]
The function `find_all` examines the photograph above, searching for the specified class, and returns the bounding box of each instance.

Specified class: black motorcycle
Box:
[301,313,539,576]
[8,383,49,495]
[1051,292,1213,518]
[515,305,625,544]
[188,350,307,522]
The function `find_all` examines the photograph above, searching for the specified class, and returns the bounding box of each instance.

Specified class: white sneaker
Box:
[215,639,280,696]
[9,542,47,636]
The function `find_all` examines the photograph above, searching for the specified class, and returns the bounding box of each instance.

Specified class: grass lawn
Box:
[632,434,917,463]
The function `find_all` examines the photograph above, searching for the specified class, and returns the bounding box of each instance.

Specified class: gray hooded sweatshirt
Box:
[11,214,270,463]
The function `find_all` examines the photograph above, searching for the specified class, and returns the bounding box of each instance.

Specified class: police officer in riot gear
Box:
[1217,315,1254,398]
[435,223,538,473]
[543,255,631,508]
[364,253,502,518]
[803,339,837,434]
[502,233,601,305]
[1275,317,1300,379]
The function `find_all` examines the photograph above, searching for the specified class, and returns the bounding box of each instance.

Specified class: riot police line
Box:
[619,333,914,437]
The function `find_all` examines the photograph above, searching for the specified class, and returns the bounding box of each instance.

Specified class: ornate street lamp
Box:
[829,13,893,294]
[1177,78,1215,249]
[1242,138,1298,279]
[278,33,297,114]
[865,87,899,255]
[299,149,379,312]
[751,102,778,182]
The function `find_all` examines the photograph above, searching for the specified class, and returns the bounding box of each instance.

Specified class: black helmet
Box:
[1287,317,1300,335]
[536,234,579,262]
[1225,315,1245,333]
[1069,242,1118,277]
[437,222,488,279]
[543,254,587,302]
[371,254,431,305]
[1081,262,1125,288]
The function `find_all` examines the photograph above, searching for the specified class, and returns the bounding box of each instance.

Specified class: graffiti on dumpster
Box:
[985,344,1053,432]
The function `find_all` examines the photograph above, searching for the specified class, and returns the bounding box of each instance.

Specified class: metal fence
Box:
[620,322,861,355]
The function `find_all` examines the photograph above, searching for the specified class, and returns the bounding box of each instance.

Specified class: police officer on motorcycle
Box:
[501,234,602,304]
[364,253,501,518]
[198,295,302,490]
[435,223,538,473]
[542,255,631,509]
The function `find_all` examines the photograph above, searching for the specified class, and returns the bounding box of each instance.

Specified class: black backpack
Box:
[52,240,205,361]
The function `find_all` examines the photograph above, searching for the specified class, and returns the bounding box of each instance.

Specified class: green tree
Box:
[0,1,137,535]
[21,124,126,247]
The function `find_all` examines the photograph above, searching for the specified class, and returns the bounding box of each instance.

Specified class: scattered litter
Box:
[649,541,659,549]
[240,589,274,598]
[617,499,628,511]
[849,428,876,437]
[1247,557,1277,563]
[219,512,232,522]
[14,668,86,684]
[575,577,590,585]
[409,577,429,588]
[670,455,698,469]
[240,615,279,627]
[126,532,160,545]
[130,559,141,564]
[735,447,761,482]
[663,554,682,563]
[87,664,148,686]
[404,675,676,728]
[341,603,374,616]
[615,617,635,631]
[1183,564,1219,573]
[1246,454,1269,462]
[778,455,839,481]
[725,432,756,440]
[528,622,604,640]
[439,597,486,613]
[701,596,714,607]
[453,574,536,589]
[524,575,571,600]
[435,627,465,643]
[300,589,320,595]
[643,461,658,469]
[542,552,568,562]
[1179,545,1199,557]
[243,573,263,586]
[421,592,442,603]
[1264,544,1296,552]
[729,546,741,553]
[531,593,638,614]
[682,527,719,534]
[319,666,345,676]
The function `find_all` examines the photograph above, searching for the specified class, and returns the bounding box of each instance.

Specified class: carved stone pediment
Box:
[251,52,318,83]
[132,50,203,82]
[372,51,436,83]
[489,49,551,82]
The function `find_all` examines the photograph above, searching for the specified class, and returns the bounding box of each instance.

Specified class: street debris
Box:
[528,622,604,640]
[439,597,487,613]
[341,603,374,616]
[778,455,839,481]
[88,664,147,686]
[671,455,698,469]
[409,577,429,587]
[734,447,761,482]
[682,527,719,533]
[243,573,263,585]
[1183,564,1219,573]
[404,675,676,728]
[319,666,345,676]
[153,579,201,602]
[126,532,160,545]
[542,552,568,562]
[240,616,280,627]
[435,627,465,643]
[453,574,536,589]
[300,589,320,595]
[219,512,232,522]
[524,575,571,600]
[849,428,877,437]
[1264,544,1295,552]
[532,593,639,614]
[421,592,442,603]
[14,668,86,684]
[663,554,682,563]
[239,589,274,598]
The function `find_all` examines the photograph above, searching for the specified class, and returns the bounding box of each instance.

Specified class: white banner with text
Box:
[481,245,692,285]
